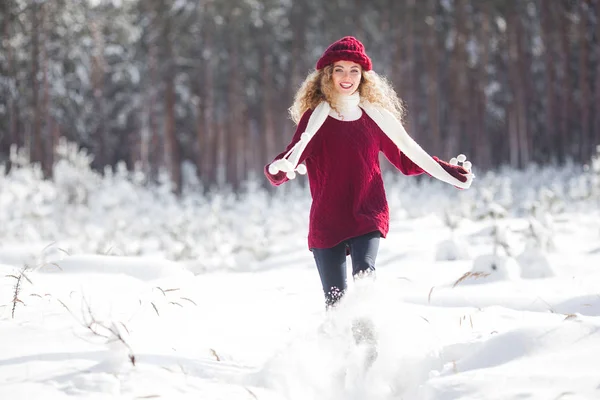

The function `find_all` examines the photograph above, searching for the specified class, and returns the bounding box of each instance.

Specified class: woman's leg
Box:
[347,231,380,355]
[312,242,348,308]
[348,231,380,278]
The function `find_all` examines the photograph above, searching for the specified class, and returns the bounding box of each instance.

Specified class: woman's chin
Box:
[335,88,355,96]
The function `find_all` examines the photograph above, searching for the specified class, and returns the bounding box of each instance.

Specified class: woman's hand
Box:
[267,159,307,180]
[433,155,470,183]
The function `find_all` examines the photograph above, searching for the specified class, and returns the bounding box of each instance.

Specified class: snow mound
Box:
[435,238,470,261]
[468,254,521,282]
[46,255,193,281]
[442,328,539,373]
[0,245,41,268]
[516,248,556,279]
[554,295,600,316]
[422,318,600,398]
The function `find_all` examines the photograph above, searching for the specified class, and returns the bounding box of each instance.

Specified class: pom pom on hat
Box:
[316,36,372,71]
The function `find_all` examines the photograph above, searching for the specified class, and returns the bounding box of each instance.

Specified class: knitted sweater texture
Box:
[265,109,424,249]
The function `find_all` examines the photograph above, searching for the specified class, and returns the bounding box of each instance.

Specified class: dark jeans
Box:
[311,231,381,308]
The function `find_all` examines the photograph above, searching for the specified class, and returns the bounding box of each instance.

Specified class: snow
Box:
[2,148,600,399]
[435,238,471,261]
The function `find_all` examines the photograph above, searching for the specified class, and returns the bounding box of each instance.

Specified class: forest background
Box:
[1,0,599,193]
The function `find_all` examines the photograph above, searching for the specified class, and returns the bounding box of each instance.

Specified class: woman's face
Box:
[331,61,362,96]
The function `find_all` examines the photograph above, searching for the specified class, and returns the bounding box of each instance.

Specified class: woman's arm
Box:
[379,130,468,183]
[264,109,314,186]
[379,130,425,176]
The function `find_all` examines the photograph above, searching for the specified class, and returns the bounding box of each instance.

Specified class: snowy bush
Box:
[0,139,317,271]
[0,139,596,272]
[435,211,471,261]
[516,248,555,279]
[472,187,508,220]
[565,146,600,208]
[54,137,99,205]
[513,214,556,279]
[462,221,522,283]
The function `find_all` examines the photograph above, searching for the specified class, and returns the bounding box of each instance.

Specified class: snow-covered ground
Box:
[1,143,600,399]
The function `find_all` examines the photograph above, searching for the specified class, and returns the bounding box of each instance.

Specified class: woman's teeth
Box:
[340,83,353,89]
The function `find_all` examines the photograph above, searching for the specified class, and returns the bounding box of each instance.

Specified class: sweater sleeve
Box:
[264,109,314,186]
[379,128,425,176]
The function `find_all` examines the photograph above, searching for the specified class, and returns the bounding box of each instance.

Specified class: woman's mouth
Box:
[340,83,353,89]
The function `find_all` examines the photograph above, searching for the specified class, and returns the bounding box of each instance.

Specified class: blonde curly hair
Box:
[288,65,406,125]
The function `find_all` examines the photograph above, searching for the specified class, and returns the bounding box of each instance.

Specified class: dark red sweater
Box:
[265,109,424,250]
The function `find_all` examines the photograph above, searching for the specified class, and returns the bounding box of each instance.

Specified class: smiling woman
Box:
[264,36,474,309]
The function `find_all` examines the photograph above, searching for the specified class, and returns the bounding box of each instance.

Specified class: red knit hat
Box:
[316,36,372,71]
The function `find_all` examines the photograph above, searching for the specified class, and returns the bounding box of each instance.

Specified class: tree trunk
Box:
[506,10,519,168]
[595,0,600,150]
[289,1,306,92]
[226,13,241,191]
[558,2,572,163]
[90,18,107,171]
[162,4,181,194]
[505,2,529,168]
[540,1,557,163]
[507,104,519,168]
[217,114,227,187]
[41,2,53,177]
[446,0,468,157]
[514,4,530,167]
[352,0,365,40]
[578,1,591,162]
[404,0,416,134]
[3,0,19,162]
[389,0,403,91]
[196,3,217,190]
[203,15,217,189]
[424,0,441,156]
[149,42,161,181]
[474,0,491,169]
[260,30,276,178]
[144,2,161,182]
[31,2,44,169]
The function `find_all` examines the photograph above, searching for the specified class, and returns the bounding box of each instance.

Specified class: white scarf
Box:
[268,92,474,189]
[328,92,362,121]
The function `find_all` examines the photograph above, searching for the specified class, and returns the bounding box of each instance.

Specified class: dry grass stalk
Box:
[149,287,195,316]
[58,296,136,366]
[154,287,180,296]
[37,262,63,272]
[245,387,258,399]
[7,265,33,318]
[180,297,197,306]
[210,348,221,361]
[428,287,435,304]
[452,271,490,287]
[536,296,557,313]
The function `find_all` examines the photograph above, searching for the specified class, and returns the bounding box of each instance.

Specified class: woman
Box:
[265,36,473,308]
